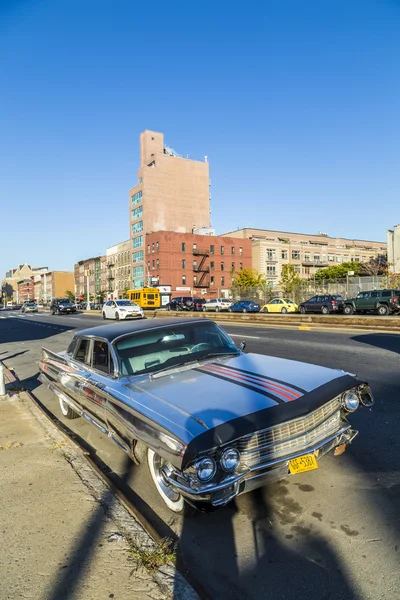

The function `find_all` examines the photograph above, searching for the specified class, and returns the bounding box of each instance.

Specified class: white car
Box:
[203,298,232,312]
[102,300,144,320]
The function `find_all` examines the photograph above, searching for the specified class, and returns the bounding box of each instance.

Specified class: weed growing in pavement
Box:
[50,441,67,451]
[128,537,177,573]
[0,441,23,450]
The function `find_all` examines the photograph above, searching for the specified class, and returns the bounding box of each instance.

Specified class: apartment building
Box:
[129,130,210,289]
[145,230,252,297]
[387,225,400,273]
[34,271,75,303]
[74,257,106,300]
[105,240,131,298]
[17,279,35,302]
[2,264,48,301]
[222,228,387,286]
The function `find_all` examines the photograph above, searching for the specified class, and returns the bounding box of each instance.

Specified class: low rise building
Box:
[105,240,131,299]
[144,230,252,298]
[387,225,400,274]
[17,279,35,302]
[222,228,387,286]
[74,257,106,301]
[36,271,75,303]
[2,264,48,302]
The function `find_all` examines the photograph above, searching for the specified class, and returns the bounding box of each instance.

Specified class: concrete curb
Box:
[153,310,400,333]
[15,390,200,600]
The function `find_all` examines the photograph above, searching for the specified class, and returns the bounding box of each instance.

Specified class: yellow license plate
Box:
[289,454,319,475]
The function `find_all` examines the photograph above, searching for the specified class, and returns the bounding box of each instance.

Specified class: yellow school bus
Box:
[126,288,161,309]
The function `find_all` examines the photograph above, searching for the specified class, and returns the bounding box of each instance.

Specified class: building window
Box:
[131,191,142,206]
[131,206,143,220]
[354,256,360,262]
[221,276,225,286]
[182,275,186,285]
[132,250,143,263]
[193,276,197,285]
[322,254,327,262]
[133,265,144,278]
[152,260,155,268]
[304,266,310,275]
[239,247,243,256]
[210,244,214,255]
[193,243,197,251]
[336,255,342,263]
[139,177,143,184]
[182,259,186,269]
[239,262,243,270]
[304,252,311,261]
[314,254,320,262]
[231,263,235,271]
[210,276,215,286]
[156,242,159,251]
[156,259,159,268]
[182,242,186,252]
[152,243,155,252]
[292,250,300,260]
[343,255,349,262]
[266,249,276,260]
[132,235,143,249]
[147,244,150,253]
[231,247,235,255]
[221,262,224,271]
[328,254,334,262]
[281,249,288,260]
[266,264,276,276]
[210,261,214,270]
[131,220,143,234]
[193,260,197,270]
[221,246,224,255]
[293,265,301,273]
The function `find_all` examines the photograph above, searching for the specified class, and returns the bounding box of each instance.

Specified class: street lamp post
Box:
[85,270,91,311]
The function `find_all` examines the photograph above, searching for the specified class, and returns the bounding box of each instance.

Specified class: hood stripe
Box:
[195,366,285,405]
[209,363,301,400]
[215,363,307,395]
[202,364,297,402]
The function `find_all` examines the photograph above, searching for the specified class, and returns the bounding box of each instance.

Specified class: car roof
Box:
[75,318,211,343]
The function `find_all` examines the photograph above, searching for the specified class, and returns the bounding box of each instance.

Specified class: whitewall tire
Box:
[147,449,185,513]
[59,397,80,419]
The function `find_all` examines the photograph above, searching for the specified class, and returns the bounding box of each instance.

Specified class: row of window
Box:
[131,205,143,220]
[181,260,243,271]
[133,265,144,278]
[133,250,144,263]
[180,242,244,255]
[180,275,226,286]
[131,190,142,206]
[265,264,337,276]
[267,248,376,263]
[132,235,143,249]
[132,221,143,234]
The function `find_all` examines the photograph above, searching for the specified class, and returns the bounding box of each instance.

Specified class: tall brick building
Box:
[145,231,252,298]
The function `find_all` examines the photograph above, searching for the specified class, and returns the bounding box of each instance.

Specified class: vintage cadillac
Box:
[39,318,374,513]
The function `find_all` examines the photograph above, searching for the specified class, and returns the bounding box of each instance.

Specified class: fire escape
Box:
[107,259,115,293]
[192,248,210,288]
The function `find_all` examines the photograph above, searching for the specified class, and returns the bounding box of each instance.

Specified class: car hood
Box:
[123,353,360,465]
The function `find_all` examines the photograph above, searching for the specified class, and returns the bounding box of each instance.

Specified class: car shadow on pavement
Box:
[44,454,134,600]
[173,409,363,600]
[0,318,75,344]
[351,332,400,356]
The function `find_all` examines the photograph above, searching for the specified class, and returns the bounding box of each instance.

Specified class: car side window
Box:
[75,338,91,364]
[381,291,391,298]
[370,291,378,298]
[92,340,110,374]
[308,297,316,303]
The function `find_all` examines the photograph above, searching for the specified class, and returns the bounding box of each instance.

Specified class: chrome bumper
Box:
[162,425,358,507]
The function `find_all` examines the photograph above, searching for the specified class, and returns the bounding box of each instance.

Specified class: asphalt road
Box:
[1,310,399,600]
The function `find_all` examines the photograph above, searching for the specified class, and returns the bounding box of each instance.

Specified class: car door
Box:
[355,292,369,311]
[74,338,111,433]
[305,296,316,312]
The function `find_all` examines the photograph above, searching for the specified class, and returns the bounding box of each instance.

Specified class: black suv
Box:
[299,294,345,315]
[166,296,195,311]
[343,289,400,316]
[50,298,77,315]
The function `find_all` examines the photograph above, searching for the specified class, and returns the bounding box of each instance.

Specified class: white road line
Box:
[229,334,260,339]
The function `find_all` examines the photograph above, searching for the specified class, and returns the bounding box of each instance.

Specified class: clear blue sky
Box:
[1,0,398,277]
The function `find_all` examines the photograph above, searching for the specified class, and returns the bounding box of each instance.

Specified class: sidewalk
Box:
[0,392,197,600]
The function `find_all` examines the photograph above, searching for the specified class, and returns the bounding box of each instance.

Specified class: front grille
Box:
[235,396,343,468]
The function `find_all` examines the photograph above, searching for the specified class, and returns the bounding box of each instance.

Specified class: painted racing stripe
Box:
[202,363,299,402]
[214,363,307,395]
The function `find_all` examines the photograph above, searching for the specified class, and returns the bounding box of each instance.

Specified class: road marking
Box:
[229,334,260,339]
[298,326,311,330]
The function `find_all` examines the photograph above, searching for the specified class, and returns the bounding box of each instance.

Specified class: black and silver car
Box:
[299,294,345,315]
[39,318,373,514]
[21,301,38,313]
[166,296,195,311]
[50,298,77,315]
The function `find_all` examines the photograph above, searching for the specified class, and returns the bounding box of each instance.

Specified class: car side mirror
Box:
[239,341,246,352]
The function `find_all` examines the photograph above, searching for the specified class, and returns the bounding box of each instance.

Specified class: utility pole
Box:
[85,269,91,310]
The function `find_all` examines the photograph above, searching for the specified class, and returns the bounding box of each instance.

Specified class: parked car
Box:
[166,296,195,311]
[21,301,38,313]
[299,294,345,315]
[102,300,144,320]
[343,289,400,316]
[50,298,77,315]
[193,298,207,311]
[228,300,260,313]
[39,318,374,514]
[203,298,232,312]
[261,298,298,314]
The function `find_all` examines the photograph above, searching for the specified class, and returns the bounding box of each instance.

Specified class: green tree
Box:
[65,290,75,302]
[279,264,301,294]
[314,261,361,282]
[231,268,266,291]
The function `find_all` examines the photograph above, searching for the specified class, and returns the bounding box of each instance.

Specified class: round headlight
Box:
[342,390,359,412]
[358,384,374,407]
[220,448,240,472]
[196,457,216,482]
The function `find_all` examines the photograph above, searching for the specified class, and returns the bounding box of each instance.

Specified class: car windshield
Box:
[58,299,70,303]
[25,302,36,306]
[114,321,239,377]
[116,300,135,306]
